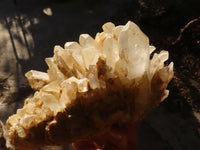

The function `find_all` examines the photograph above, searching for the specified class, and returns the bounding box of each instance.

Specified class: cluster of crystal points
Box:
[6,21,173,148]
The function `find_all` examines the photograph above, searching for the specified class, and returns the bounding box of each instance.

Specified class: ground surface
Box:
[0,0,200,149]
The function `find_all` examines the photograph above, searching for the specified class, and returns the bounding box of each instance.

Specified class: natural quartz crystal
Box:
[6,21,174,149]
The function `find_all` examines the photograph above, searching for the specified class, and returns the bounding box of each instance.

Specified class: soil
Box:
[0,0,200,149]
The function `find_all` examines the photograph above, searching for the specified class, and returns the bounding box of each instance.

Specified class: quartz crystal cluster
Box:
[6,21,173,149]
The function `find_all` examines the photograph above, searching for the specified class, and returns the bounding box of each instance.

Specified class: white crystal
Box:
[54,45,74,74]
[149,45,156,54]
[64,41,81,50]
[17,126,26,138]
[20,115,36,129]
[79,34,102,69]
[103,36,119,71]
[41,81,61,99]
[82,47,100,70]
[64,42,86,75]
[61,76,88,93]
[79,34,101,51]
[60,79,78,106]
[45,57,66,81]
[25,70,49,90]
[119,21,149,79]
[22,21,174,117]
[7,21,174,148]
[102,22,115,33]
[158,62,174,82]
[40,92,61,114]
[113,25,123,40]
[88,73,100,89]
[149,50,169,80]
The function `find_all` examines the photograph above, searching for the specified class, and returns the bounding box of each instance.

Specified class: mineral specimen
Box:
[6,21,173,149]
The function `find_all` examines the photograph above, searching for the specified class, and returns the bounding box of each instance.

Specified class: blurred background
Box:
[0,0,200,149]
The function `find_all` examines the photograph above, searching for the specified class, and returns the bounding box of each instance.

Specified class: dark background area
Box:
[0,0,200,149]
